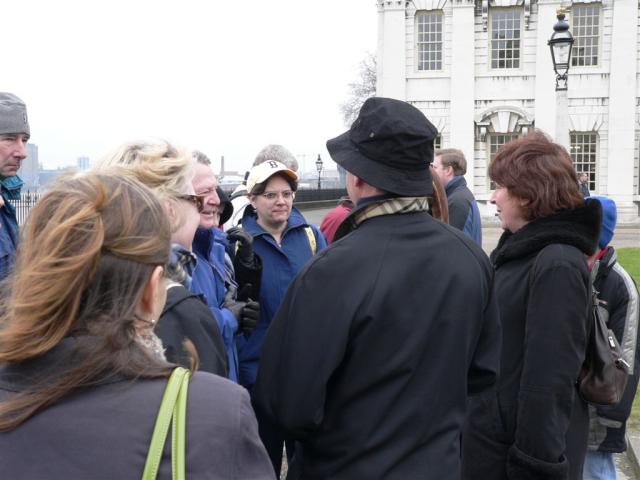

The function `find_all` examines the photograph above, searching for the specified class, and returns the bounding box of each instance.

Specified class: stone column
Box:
[449,0,476,190]
[607,0,638,221]
[376,0,407,100]
[533,0,563,141]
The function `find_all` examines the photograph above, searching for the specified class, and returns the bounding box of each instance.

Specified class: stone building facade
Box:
[376,0,639,220]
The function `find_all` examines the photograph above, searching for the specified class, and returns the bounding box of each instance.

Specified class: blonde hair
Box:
[0,172,172,430]
[97,140,195,202]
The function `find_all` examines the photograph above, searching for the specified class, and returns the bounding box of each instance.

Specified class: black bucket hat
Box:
[327,97,437,196]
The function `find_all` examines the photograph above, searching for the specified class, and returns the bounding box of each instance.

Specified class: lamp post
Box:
[315,154,323,190]
[548,8,574,150]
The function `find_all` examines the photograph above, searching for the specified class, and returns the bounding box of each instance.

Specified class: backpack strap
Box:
[304,226,317,255]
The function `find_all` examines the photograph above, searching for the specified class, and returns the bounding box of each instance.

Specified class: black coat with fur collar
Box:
[463,200,601,480]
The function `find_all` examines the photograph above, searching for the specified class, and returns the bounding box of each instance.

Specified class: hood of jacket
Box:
[491,198,601,268]
[192,227,227,262]
[445,175,468,196]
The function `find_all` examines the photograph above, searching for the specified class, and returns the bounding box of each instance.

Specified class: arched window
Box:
[475,107,533,191]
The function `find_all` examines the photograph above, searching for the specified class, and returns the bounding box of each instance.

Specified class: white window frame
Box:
[570,3,602,68]
[487,132,521,190]
[415,10,444,72]
[489,8,523,70]
[570,131,599,192]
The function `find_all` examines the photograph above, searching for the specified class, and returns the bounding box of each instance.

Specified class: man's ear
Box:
[137,265,165,318]
[353,175,365,188]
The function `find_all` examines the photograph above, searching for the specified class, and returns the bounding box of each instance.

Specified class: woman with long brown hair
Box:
[0,172,272,478]
[462,131,601,480]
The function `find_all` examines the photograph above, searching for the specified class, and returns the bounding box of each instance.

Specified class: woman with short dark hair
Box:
[462,131,601,480]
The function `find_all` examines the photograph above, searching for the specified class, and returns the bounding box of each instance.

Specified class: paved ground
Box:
[303,207,639,254]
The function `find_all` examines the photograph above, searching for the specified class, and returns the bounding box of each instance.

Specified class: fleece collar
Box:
[491,199,602,268]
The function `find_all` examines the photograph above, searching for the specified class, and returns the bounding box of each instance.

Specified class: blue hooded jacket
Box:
[445,176,482,246]
[237,206,327,388]
[191,227,240,382]
[0,176,22,281]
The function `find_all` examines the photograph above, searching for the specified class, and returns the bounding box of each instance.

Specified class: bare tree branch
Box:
[339,52,377,127]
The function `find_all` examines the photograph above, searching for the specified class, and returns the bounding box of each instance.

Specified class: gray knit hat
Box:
[0,92,30,136]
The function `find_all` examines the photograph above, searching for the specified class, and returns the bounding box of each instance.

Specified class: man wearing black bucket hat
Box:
[253,97,501,479]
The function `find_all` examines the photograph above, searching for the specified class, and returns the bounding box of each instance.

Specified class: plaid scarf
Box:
[334,196,430,241]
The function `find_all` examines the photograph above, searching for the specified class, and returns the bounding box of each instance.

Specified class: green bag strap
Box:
[171,369,190,480]
[142,367,190,480]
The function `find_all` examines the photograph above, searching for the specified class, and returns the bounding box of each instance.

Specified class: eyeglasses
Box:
[177,194,206,213]
[260,190,295,201]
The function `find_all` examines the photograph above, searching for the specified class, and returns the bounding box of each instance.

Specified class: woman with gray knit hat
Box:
[0,92,30,282]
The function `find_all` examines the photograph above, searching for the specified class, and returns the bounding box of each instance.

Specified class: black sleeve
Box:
[596,273,640,422]
[157,288,228,377]
[468,278,501,396]
[447,196,469,231]
[234,252,262,302]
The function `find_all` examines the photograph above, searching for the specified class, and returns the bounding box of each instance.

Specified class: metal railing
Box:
[13,190,42,225]
[11,188,346,226]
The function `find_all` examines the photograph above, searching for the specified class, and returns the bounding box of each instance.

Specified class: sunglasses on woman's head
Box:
[177,194,206,213]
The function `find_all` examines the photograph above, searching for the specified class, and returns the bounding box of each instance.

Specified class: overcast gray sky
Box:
[2,0,377,175]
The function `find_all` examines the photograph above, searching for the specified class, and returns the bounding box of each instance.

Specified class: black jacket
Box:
[156,284,228,377]
[463,200,601,480]
[254,205,501,479]
[588,247,640,453]
[0,338,273,479]
[445,176,482,245]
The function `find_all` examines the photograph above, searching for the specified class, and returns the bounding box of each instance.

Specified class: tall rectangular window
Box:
[416,11,443,71]
[488,133,520,189]
[570,132,598,191]
[571,4,600,67]
[434,134,442,150]
[490,9,521,69]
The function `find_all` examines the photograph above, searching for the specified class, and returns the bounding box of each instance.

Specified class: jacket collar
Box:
[491,198,602,268]
[445,176,466,196]
[334,196,430,241]
[241,205,308,237]
[192,227,226,260]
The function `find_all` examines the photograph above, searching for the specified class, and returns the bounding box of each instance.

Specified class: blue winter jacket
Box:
[191,227,240,382]
[237,207,327,388]
[0,176,22,281]
[445,176,482,246]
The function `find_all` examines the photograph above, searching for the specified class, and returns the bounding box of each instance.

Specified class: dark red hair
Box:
[488,130,584,220]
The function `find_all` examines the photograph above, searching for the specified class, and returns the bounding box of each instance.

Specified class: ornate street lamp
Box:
[315,154,323,190]
[548,9,574,91]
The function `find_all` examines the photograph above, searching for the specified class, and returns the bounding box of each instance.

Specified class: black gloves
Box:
[227,227,254,265]
[241,300,260,334]
[223,286,259,334]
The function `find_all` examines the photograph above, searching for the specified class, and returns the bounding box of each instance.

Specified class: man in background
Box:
[0,93,30,280]
[432,148,482,246]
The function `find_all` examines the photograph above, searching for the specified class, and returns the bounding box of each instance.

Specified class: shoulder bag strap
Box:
[171,369,190,480]
[142,367,190,480]
[304,226,317,254]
